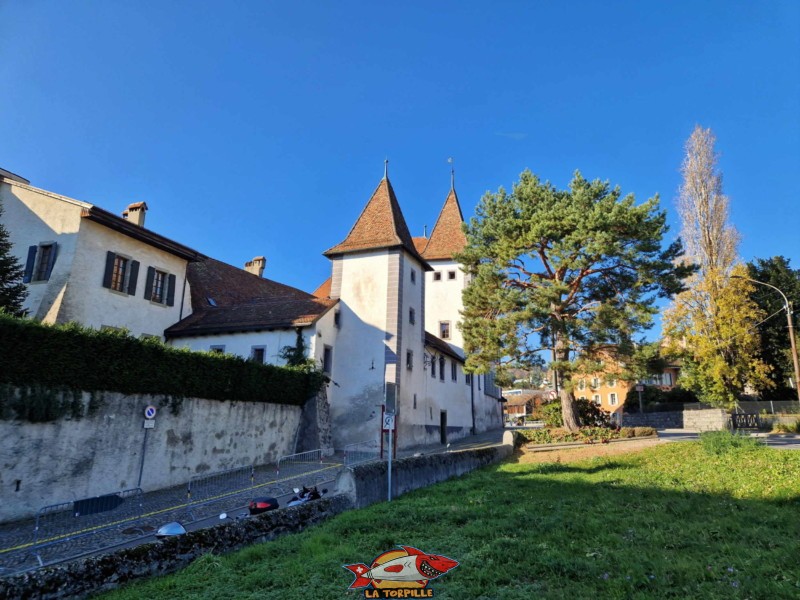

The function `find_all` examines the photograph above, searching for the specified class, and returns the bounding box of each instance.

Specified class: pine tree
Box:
[0,199,28,317]
[458,170,691,431]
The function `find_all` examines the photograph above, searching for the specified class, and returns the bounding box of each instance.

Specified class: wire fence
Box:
[343,440,381,467]
[32,488,144,566]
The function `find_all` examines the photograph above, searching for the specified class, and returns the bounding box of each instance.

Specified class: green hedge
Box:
[515,426,657,445]
[0,314,324,410]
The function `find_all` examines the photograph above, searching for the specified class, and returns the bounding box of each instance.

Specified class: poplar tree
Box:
[0,199,28,317]
[664,126,771,406]
[458,170,691,431]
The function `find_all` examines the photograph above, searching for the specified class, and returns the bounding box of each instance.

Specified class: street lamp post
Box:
[733,275,800,405]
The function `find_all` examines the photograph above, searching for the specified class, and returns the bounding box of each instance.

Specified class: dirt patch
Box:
[514,437,664,464]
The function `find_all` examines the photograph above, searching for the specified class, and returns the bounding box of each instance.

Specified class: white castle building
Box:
[2,166,503,450]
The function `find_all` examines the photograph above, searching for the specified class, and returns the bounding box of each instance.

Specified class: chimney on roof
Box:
[244,256,266,277]
[122,202,148,227]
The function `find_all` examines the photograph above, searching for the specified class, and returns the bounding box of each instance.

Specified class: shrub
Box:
[699,430,764,455]
[773,419,800,434]
[533,398,612,428]
[0,314,325,421]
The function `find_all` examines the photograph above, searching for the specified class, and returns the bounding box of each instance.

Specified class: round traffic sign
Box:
[144,405,157,419]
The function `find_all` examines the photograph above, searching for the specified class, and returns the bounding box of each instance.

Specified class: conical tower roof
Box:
[421,187,468,260]
[324,177,431,269]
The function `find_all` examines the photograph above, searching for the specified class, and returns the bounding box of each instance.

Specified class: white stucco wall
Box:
[326,251,390,448]
[425,258,468,356]
[0,179,193,339]
[1,180,86,321]
[170,328,315,365]
[64,220,192,338]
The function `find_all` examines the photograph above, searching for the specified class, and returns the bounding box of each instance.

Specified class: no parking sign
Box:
[144,405,157,419]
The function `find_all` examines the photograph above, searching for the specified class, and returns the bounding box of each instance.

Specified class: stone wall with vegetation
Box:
[0,389,302,522]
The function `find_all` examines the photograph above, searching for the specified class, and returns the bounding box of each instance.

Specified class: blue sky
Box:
[1,1,798,329]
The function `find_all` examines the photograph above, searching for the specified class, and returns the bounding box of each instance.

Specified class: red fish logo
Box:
[344,545,458,596]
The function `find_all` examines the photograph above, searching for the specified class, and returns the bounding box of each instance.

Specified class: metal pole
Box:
[733,275,800,406]
[137,428,149,488]
[387,417,393,502]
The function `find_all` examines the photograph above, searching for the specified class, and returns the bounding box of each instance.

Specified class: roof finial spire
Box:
[384,158,389,180]
[448,157,454,189]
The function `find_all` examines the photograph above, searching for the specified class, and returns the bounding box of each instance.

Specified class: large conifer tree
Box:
[458,170,691,431]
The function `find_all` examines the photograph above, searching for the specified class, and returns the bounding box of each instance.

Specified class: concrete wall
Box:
[0,390,301,522]
[622,407,730,431]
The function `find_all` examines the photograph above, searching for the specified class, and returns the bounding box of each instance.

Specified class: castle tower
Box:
[322,174,432,448]
[418,185,469,356]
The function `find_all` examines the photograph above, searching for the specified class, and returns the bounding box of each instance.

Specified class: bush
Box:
[773,419,800,434]
[514,425,656,445]
[699,430,764,455]
[0,314,325,421]
[533,398,612,428]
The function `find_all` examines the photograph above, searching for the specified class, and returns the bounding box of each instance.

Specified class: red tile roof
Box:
[412,236,428,254]
[313,277,332,299]
[324,178,432,270]
[421,187,468,261]
[165,258,337,337]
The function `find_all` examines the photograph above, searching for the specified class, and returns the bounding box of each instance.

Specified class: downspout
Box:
[178,271,188,320]
[470,372,476,435]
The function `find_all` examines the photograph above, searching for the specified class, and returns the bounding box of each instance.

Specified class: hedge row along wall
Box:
[0,314,324,410]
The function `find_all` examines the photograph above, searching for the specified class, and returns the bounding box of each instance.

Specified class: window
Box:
[439,357,445,381]
[478,375,481,390]
[591,377,600,389]
[251,346,266,364]
[451,362,457,382]
[102,251,139,295]
[406,350,413,371]
[413,394,417,409]
[593,394,601,405]
[144,267,176,306]
[609,393,618,406]
[210,345,225,354]
[578,379,585,390]
[447,270,456,280]
[465,373,472,386]
[410,269,416,284]
[607,378,617,388]
[409,307,416,324]
[431,355,436,378]
[323,345,333,374]
[433,272,442,281]
[23,242,58,283]
[334,310,341,328]
[439,321,450,340]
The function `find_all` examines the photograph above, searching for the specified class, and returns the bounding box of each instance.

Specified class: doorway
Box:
[440,410,447,444]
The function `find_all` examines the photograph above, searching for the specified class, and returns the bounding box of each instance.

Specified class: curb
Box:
[524,435,660,452]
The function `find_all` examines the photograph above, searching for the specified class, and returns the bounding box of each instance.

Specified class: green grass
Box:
[100,439,800,599]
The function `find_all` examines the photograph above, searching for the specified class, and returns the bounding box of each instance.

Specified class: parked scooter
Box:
[286,485,327,507]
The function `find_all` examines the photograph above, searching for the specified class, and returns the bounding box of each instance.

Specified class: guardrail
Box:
[343,440,381,467]
[276,449,323,477]
[32,488,144,566]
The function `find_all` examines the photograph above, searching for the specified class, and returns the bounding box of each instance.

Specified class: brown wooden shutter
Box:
[102,251,115,288]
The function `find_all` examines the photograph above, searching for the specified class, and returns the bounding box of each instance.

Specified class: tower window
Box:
[433,272,442,281]
[448,271,456,280]
[439,321,450,340]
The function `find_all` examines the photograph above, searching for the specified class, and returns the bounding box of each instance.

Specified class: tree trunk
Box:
[559,383,581,431]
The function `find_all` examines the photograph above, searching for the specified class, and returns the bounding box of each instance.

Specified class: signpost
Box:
[636,384,644,413]
[139,406,157,486]
[384,412,395,502]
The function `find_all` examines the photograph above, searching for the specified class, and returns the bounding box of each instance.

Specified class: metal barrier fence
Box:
[186,465,255,518]
[276,449,322,477]
[32,488,144,566]
[344,440,381,467]
[731,413,761,429]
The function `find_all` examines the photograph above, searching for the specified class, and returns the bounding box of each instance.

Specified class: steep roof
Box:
[412,236,428,254]
[421,187,468,261]
[165,257,337,337]
[312,277,332,299]
[323,177,432,270]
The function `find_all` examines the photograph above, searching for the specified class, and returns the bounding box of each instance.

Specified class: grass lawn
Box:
[101,438,800,599]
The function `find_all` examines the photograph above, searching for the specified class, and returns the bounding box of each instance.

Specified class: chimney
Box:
[122,202,148,227]
[244,256,266,277]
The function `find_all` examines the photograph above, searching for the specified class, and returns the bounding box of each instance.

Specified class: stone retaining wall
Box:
[622,408,730,431]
